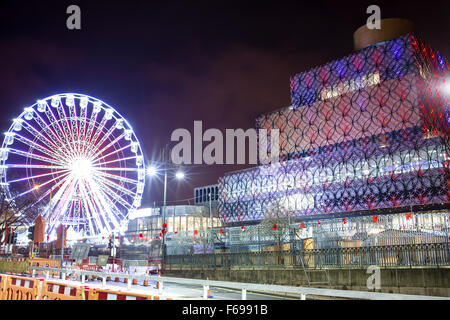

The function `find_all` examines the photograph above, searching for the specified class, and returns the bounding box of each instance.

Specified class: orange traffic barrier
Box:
[40,280,84,300]
[2,275,40,300]
[0,273,176,300]
[0,274,6,300]
[91,288,157,300]
[143,280,149,287]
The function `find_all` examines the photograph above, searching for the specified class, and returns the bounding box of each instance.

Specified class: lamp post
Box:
[60,224,64,278]
[147,145,185,274]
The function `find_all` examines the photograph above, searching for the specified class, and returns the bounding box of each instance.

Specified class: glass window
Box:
[195,217,202,230]
[173,216,180,232]
[167,217,173,232]
[180,217,186,231]
[157,218,162,229]
[187,217,195,231]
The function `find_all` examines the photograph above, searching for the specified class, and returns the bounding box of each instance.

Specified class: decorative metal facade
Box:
[219,34,449,224]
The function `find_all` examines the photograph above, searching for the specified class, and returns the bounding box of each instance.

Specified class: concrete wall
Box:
[165,266,450,298]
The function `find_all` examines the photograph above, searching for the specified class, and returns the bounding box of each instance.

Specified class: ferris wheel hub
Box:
[70,158,93,179]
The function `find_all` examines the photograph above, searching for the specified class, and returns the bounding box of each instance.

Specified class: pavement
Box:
[38,274,297,300]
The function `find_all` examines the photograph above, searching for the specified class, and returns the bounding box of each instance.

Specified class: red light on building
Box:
[272,224,277,230]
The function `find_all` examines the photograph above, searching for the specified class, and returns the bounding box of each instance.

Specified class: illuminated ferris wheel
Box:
[0,93,146,238]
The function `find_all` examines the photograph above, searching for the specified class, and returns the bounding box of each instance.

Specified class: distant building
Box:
[194,184,219,205]
[217,22,449,251]
[219,32,449,226]
[124,205,222,256]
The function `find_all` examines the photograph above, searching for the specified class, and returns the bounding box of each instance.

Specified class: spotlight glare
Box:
[175,171,185,180]
[147,166,157,176]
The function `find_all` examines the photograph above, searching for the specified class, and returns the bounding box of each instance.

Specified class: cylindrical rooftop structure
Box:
[353,18,414,50]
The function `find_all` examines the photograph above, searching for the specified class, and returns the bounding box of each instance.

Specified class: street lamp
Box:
[175,171,185,180]
[147,154,185,274]
[147,165,157,176]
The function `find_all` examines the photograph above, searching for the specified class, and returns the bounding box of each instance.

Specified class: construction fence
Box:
[0,273,166,300]
[165,242,450,269]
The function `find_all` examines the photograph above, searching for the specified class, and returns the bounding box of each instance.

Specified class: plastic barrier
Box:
[2,275,40,300]
[40,281,84,300]
[1,273,177,300]
[91,288,157,300]
[0,275,6,300]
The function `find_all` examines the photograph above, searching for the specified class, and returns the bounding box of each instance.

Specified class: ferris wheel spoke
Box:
[7,168,70,184]
[87,179,122,229]
[76,185,96,236]
[90,132,126,161]
[8,148,66,166]
[94,181,133,212]
[19,173,71,217]
[55,103,77,151]
[92,143,131,165]
[12,133,68,164]
[86,115,109,155]
[49,177,77,225]
[83,112,99,157]
[94,155,139,167]
[22,117,70,158]
[43,104,75,154]
[94,167,140,172]
[93,169,139,185]
[85,125,117,159]
[78,181,108,234]
[79,104,88,156]
[11,170,71,201]
[4,164,67,170]
[67,102,80,154]
[93,173,136,199]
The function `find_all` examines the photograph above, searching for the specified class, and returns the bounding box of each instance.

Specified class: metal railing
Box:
[165,243,450,269]
[24,265,450,300]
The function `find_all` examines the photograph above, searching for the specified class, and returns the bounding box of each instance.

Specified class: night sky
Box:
[1,0,449,207]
